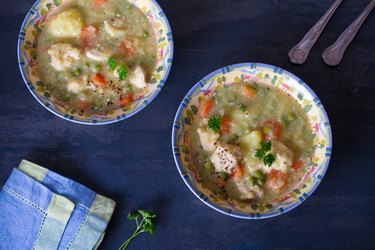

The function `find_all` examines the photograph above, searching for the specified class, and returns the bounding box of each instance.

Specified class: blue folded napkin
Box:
[0,160,116,250]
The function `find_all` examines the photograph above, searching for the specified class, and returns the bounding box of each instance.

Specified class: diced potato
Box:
[232,110,246,124]
[239,130,262,152]
[48,9,83,38]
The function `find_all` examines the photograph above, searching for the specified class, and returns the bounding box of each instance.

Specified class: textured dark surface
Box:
[1,0,375,249]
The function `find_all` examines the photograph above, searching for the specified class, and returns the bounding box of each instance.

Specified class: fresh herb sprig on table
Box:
[208,115,221,132]
[119,210,156,250]
[255,141,275,167]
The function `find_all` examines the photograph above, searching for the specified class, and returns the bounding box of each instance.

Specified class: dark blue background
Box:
[1,0,375,249]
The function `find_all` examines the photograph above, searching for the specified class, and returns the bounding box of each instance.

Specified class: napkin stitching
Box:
[76,203,90,211]
[66,212,89,249]
[2,186,49,250]
[32,213,48,250]
[2,187,46,214]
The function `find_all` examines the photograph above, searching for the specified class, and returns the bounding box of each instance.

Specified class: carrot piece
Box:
[215,178,227,188]
[262,120,282,140]
[92,0,108,7]
[93,73,107,87]
[242,85,256,99]
[199,98,215,118]
[76,102,89,111]
[117,93,133,107]
[80,25,98,45]
[119,39,135,58]
[231,164,243,181]
[292,160,304,171]
[266,170,288,191]
[220,116,232,135]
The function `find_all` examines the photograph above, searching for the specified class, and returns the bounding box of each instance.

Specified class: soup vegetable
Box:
[189,82,314,203]
[36,0,158,115]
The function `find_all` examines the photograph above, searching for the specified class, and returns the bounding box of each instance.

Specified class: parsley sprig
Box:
[119,210,156,250]
[255,141,275,167]
[208,115,221,132]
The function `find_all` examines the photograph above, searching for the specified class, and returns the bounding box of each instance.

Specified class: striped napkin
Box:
[0,160,116,250]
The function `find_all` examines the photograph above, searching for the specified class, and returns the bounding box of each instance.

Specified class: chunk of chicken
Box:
[128,66,147,89]
[210,143,242,174]
[235,179,264,200]
[67,75,88,93]
[269,140,294,173]
[86,49,111,62]
[104,18,127,37]
[48,43,82,71]
[197,119,219,153]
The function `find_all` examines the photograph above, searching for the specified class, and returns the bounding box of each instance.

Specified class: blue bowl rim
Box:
[17,0,174,125]
[171,62,333,219]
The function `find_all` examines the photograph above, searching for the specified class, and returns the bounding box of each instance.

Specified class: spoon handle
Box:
[288,0,343,64]
[323,0,375,66]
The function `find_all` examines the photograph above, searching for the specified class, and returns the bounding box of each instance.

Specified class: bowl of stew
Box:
[172,63,332,219]
[18,0,173,124]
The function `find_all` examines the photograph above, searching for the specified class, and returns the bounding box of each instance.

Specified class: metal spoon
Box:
[288,0,343,64]
[322,0,375,66]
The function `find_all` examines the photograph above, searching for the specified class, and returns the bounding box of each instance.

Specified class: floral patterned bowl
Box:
[18,0,173,125]
[172,63,332,219]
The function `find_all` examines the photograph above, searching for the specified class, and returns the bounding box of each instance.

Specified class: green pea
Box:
[257,178,265,186]
[288,113,296,121]
[239,105,247,113]
[218,172,226,179]
[217,193,226,200]
[143,31,149,38]
[72,68,81,76]
[248,177,255,185]
[124,85,132,92]
[263,127,270,134]
[94,64,102,72]
[204,161,212,170]
[254,170,264,179]
[229,94,238,101]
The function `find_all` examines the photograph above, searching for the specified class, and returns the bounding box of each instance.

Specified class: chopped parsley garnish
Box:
[207,115,221,132]
[107,57,116,71]
[254,148,266,159]
[261,141,272,151]
[263,154,275,167]
[117,64,128,81]
[255,141,275,167]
